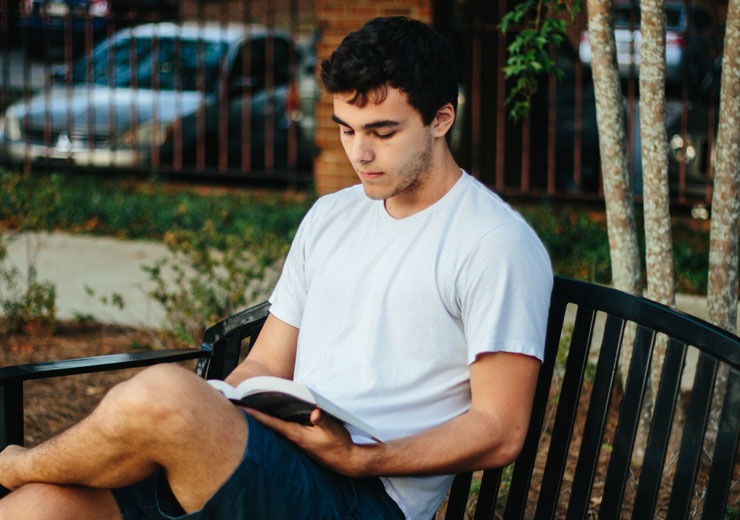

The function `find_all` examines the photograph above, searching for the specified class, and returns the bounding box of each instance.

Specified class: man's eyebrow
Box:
[331,114,401,131]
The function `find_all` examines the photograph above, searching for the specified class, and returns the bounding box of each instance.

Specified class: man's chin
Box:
[360,182,390,201]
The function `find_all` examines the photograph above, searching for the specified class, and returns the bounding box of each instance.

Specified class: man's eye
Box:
[376,132,395,139]
[341,128,354,136]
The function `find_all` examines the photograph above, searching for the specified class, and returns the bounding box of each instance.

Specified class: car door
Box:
[222,34,293,171]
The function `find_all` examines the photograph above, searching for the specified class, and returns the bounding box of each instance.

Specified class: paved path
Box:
[4,231,729,330]
[4,232,170,328]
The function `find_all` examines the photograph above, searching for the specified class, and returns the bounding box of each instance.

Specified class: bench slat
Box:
[600,324,656,517]
[533,304,596,518]
[502,294,568,519]
[668,352,718,517]
[471,467,502,519]
[444,472,472,519]
[631,337,687,518]
[566,314,625,518]
[703,367,740,519]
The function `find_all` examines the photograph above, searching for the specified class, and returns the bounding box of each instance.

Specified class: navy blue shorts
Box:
[112,412,404,519]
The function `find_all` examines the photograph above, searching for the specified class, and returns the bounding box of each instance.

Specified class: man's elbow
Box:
[496,433,527,467]
[480,421,529,468]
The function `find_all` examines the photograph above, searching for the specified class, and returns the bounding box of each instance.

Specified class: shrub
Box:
[142,220,290,345]
[0,172,59,334]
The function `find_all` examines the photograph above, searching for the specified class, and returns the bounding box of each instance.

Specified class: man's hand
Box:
[0,445,28,491]
[244,407,369,476]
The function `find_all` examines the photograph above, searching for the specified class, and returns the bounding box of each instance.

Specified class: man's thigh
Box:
[113,413,403,520]
[109,364,248,512]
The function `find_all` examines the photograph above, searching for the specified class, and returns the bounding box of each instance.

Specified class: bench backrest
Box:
[202,276,740,519]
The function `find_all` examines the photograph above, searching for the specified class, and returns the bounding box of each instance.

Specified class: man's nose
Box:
[350,136,374,164]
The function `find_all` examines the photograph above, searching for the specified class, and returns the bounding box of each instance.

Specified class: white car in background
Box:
[0,22,315,175]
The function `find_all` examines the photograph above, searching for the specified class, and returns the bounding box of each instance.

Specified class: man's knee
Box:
[0,483,119,520]
[98,364,205,437]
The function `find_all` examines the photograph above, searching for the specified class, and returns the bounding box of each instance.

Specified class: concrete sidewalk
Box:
[4,232,171,328]
[3,231,730,330]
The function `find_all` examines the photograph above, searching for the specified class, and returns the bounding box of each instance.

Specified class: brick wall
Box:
[179,0,316,32]
[313,1,432,194]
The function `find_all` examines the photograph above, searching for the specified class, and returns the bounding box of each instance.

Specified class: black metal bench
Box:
[0,277,738,518]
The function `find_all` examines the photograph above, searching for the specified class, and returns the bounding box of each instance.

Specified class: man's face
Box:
[332,88,434,204]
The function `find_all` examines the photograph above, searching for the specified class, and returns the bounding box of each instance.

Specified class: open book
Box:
[208,376,385,443]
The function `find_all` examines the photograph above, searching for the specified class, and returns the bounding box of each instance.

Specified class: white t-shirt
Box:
[269,171,552,519]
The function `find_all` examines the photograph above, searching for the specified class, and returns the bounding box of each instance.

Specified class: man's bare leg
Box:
[0,364,248,516]
[0,484,120,520]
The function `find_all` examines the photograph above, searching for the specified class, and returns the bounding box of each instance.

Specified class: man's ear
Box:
[431,103,456,138]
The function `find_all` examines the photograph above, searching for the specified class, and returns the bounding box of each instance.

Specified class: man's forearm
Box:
[339,406,525,478]
[224,359,284,387]
[224,313,298,387]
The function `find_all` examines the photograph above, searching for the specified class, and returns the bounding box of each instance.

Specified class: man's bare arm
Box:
[224,313,299,386]
[247,351,540,476]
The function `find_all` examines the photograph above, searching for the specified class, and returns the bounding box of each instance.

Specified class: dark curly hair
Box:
[320,17,458,126]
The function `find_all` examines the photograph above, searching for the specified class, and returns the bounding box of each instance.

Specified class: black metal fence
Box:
[439,0,725,205]
[0,0,727,202]
[0,0,317,184]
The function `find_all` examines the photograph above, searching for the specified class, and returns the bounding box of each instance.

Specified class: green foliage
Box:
[0,170,312,246]
[0,168,312,337]
[0,239,57,335]
[142,220,290,345]
[672,222,709,295]
[519,203,612,284]
[500,0,582,120]
[0,172,59,334]
[0,170,61,231]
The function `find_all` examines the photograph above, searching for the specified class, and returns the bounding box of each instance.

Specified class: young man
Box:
[0,16,552,519]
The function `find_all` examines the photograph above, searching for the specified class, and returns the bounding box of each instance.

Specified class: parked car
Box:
[578,1,718,92]
[0,22,315,175]
[17,0,178,58]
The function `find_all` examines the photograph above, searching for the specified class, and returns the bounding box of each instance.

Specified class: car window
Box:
[613,7,639,28]
[71,34,231,92]
[612,5,694,31]
[229,36,293,90]
[665,6,684,30]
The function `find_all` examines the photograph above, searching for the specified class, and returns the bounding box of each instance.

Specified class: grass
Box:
[516,201,712,295]
[0,169,715,295]
[0,170,314,248]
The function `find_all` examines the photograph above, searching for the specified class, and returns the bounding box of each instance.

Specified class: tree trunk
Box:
[704,0,740,485]
[639,0,674,308]
[708,0,740,335]
[637,0,675,461]
[586,0,642,296]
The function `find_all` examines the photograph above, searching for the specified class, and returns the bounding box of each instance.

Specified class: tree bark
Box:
[708,0,740,335]
[586,0,642,296]
[640,0,674,308]
[636,0,675,461]
[703,0,740,483]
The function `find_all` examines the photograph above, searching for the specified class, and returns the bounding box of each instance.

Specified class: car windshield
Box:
[70,34,231,92]
[613,6,684,30]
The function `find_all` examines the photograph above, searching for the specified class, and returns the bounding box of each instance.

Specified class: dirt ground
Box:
[0,320,190,446]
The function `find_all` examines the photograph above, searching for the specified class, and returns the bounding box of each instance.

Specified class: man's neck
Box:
[384,156,462,219]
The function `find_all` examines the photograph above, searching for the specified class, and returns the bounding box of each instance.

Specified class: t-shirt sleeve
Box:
[457,220,553,364]
[268,211,312,329]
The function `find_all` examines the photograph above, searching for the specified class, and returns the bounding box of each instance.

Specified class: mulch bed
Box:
[0,320,188,446]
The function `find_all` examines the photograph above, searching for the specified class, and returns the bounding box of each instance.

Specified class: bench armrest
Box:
[0,348,211,448]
